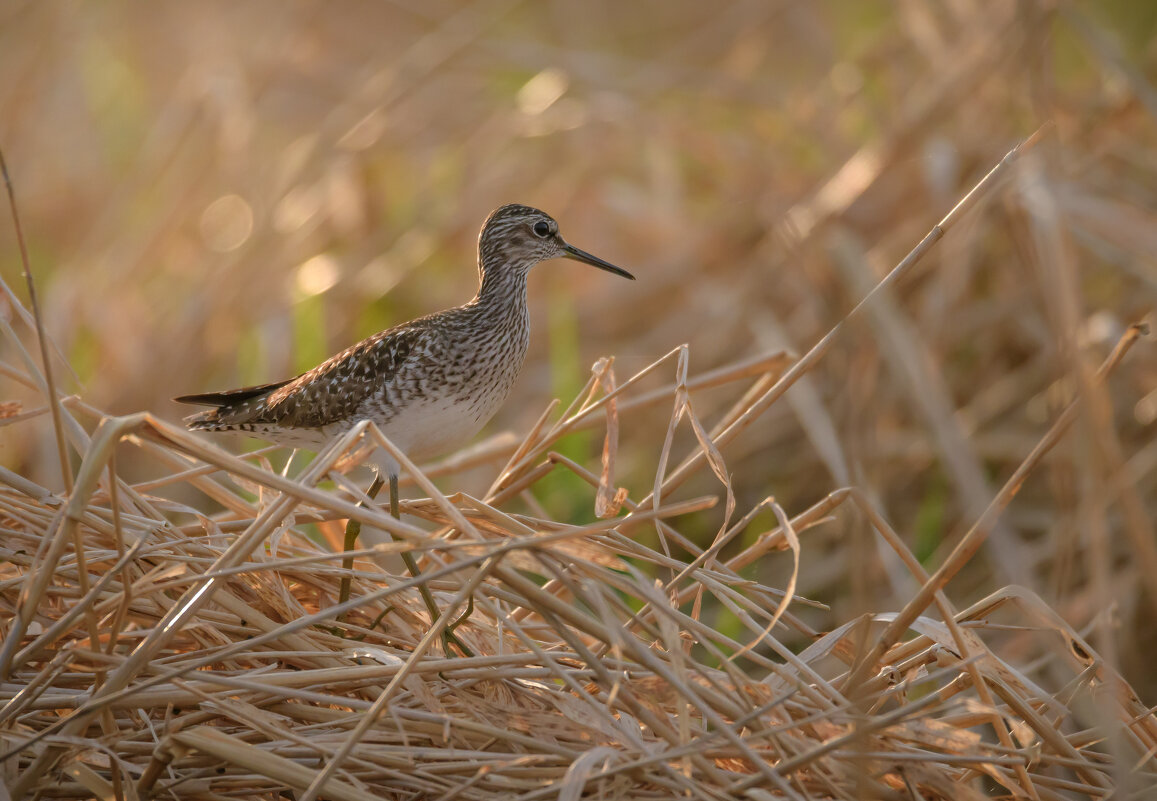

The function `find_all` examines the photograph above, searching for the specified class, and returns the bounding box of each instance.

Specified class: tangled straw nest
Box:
[2,138,1156,800]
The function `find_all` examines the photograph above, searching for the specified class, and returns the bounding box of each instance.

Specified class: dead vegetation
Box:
[3,2,1157,799]
[1,130,1155,798]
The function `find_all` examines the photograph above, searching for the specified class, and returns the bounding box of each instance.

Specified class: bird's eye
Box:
[532,221,551,238]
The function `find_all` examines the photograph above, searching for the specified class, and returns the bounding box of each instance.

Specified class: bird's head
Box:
[477,204,634,286]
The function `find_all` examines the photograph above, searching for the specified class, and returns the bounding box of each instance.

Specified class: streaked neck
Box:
[476,258,532,305]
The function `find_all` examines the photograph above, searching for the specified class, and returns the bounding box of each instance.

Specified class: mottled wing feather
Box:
[178,325,428,431]
[257,326,424,428]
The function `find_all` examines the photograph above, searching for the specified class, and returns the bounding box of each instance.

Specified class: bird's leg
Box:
[333,467,472,655]
[386,473,474,657]
[336,473,385,619]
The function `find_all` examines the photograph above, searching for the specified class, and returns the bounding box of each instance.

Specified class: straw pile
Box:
[2,135,1155,801]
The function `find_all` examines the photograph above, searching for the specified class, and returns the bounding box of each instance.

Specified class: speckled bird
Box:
[175,204,634,490]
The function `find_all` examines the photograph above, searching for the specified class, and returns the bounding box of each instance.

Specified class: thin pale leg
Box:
[337,473,384,616]
[340,469,472,656]
[388,471,444,622]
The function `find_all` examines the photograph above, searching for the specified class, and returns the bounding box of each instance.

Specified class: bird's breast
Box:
[367,315,530,461]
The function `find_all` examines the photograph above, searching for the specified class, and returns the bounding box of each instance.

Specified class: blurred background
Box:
[2,1,1156,694]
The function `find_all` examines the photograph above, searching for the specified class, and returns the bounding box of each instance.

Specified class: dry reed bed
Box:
[1,137,1155,801]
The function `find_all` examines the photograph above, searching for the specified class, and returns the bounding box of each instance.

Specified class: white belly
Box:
[360,375,513,475]
[380,394,495,461]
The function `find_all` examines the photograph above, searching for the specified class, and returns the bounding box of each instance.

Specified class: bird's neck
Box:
[467,261,531,364]
[467,261,532,364]
[475,259,532,307]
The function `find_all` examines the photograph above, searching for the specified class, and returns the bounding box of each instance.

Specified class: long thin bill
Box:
[561,242,635,280]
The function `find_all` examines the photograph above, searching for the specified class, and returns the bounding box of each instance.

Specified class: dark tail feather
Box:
[174,379,291,407]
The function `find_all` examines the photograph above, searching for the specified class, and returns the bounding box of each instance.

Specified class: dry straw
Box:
[2,134,1155,800]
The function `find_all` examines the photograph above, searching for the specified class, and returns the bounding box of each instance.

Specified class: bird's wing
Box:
[174,380,293,408]
[176,325,429,430]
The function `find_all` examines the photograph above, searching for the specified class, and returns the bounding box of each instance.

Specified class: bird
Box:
[175,203,634,645]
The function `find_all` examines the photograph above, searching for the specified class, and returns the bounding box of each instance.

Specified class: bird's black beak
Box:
[560,241,635,280]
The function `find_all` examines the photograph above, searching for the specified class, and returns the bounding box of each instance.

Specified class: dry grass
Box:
[3,2,1157,798]
[2,130,1156,798]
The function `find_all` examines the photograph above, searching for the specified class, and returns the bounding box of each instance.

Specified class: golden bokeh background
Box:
[2,2,1157,694]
